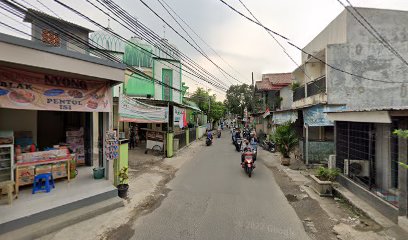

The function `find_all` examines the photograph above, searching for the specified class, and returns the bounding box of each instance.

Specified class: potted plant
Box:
[271,122,298,166]
[310,167,339,197]
[117,167,129,198]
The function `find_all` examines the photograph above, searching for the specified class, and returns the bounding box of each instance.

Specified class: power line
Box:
[94,0,230,91]
[43,0,229,92]
[218,0,406,84]
[36,0,59,18]
[0,0,194,94]
[337,0,408,67]
[138,0,239,87]
[156,0,236,85]
[160,0,247,82]
[237,0,323,93]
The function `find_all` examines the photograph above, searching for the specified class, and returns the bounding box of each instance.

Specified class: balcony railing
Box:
[307,76,326,97]
[293,85,305,102]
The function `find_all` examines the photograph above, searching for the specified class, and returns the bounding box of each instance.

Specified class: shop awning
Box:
[118,94,169,123]
[326,111,391,123]
[303,105,346,126]
[272,111,298,125]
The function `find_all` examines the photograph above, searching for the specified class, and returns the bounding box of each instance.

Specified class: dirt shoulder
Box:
[261,150,407,240]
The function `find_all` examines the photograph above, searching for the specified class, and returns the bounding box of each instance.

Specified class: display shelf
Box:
[0,144,14,182]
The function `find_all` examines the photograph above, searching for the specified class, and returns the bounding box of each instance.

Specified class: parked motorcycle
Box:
[241,148,255,177]
[262,140,276,153]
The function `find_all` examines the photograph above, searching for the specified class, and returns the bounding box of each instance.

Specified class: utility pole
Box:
[252,72,254,86]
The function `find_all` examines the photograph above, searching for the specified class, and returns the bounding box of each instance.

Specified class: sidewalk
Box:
[36,139,205,240]
[260,150,408,240]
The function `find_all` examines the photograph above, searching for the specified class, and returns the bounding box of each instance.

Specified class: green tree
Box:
[224,84,256,116]
[393,129,408,169]
[189,88,225,123]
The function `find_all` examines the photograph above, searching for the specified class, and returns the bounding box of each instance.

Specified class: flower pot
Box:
[310,175,333,197]
[280,156,291,166]
[93,167,105,179]
[117,184,129,198]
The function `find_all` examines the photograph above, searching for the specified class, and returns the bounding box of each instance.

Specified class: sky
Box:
[1,0,408,100]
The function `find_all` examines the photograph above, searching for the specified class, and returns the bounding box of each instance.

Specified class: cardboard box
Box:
[17,166,35,185]
[52,162,67,178]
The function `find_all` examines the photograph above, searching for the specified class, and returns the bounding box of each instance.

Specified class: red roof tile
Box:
[262,73,292,85]
[256,73,292,91]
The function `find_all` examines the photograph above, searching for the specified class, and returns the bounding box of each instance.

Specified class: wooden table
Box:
[15,158,71,196]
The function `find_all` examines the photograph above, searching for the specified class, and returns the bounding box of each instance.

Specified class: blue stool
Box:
[32,173,55,194]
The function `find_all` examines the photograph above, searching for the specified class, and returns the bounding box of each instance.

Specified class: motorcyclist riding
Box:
[240,139,253,165]
[207,129,213,140]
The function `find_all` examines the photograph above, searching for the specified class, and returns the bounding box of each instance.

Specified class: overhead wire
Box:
[236,0,325,93]
[0,0,229,95]
[137,0,240,87]
[159,0,247,82]
[337,0,408,67]
[218,0,406,84]
[1,0,190,93]
[93,0,229,91]
[155,0,236,85]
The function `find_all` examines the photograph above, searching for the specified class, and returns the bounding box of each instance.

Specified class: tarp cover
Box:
[119,94,168,123]
[272,111,298,124]
[303,105,346,126]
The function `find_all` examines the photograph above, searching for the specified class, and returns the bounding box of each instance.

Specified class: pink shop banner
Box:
[0,66,112,112]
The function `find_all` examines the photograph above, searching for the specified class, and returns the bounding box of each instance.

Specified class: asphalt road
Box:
[131,132,310,240]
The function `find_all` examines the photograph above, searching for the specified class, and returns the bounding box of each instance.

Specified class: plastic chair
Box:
[32,173,55,194]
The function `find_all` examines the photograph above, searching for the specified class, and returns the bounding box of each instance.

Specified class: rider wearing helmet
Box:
[240,139,253,164]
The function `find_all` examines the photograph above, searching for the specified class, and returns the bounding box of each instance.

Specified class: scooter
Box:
[206,137,213,146]
[235,138,242,152]
[262,139,276,153]
[241,148,255,178]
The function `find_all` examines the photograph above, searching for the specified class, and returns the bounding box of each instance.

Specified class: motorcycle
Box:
[217,130,221,138]
[235,138,242,152]
[241,148,255,177]
[251,142,258,160]
[262,140,276,153]
[206,135,213,146]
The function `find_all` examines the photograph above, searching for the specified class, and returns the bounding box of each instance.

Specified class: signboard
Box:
[0,66,112,112]
[303,105,347,126]
[119,94,168,123]
[174,106,187,128]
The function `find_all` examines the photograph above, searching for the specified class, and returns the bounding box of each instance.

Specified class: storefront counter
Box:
[15,150,71,195]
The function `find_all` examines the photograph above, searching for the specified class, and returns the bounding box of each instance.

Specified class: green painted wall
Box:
[125,74,154,97]
[114,142,129,186]
[186,130,190,145]
[167,133,174,158]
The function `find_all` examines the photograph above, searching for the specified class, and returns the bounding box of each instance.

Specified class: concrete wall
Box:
[0,109,37,144]
[325,8,408,109]
[347,8,408,46]
[302,10,347,62]
[31,23,89,54]
[0,40,124,83]
[326,42,408,109]
[279,86,293,110]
